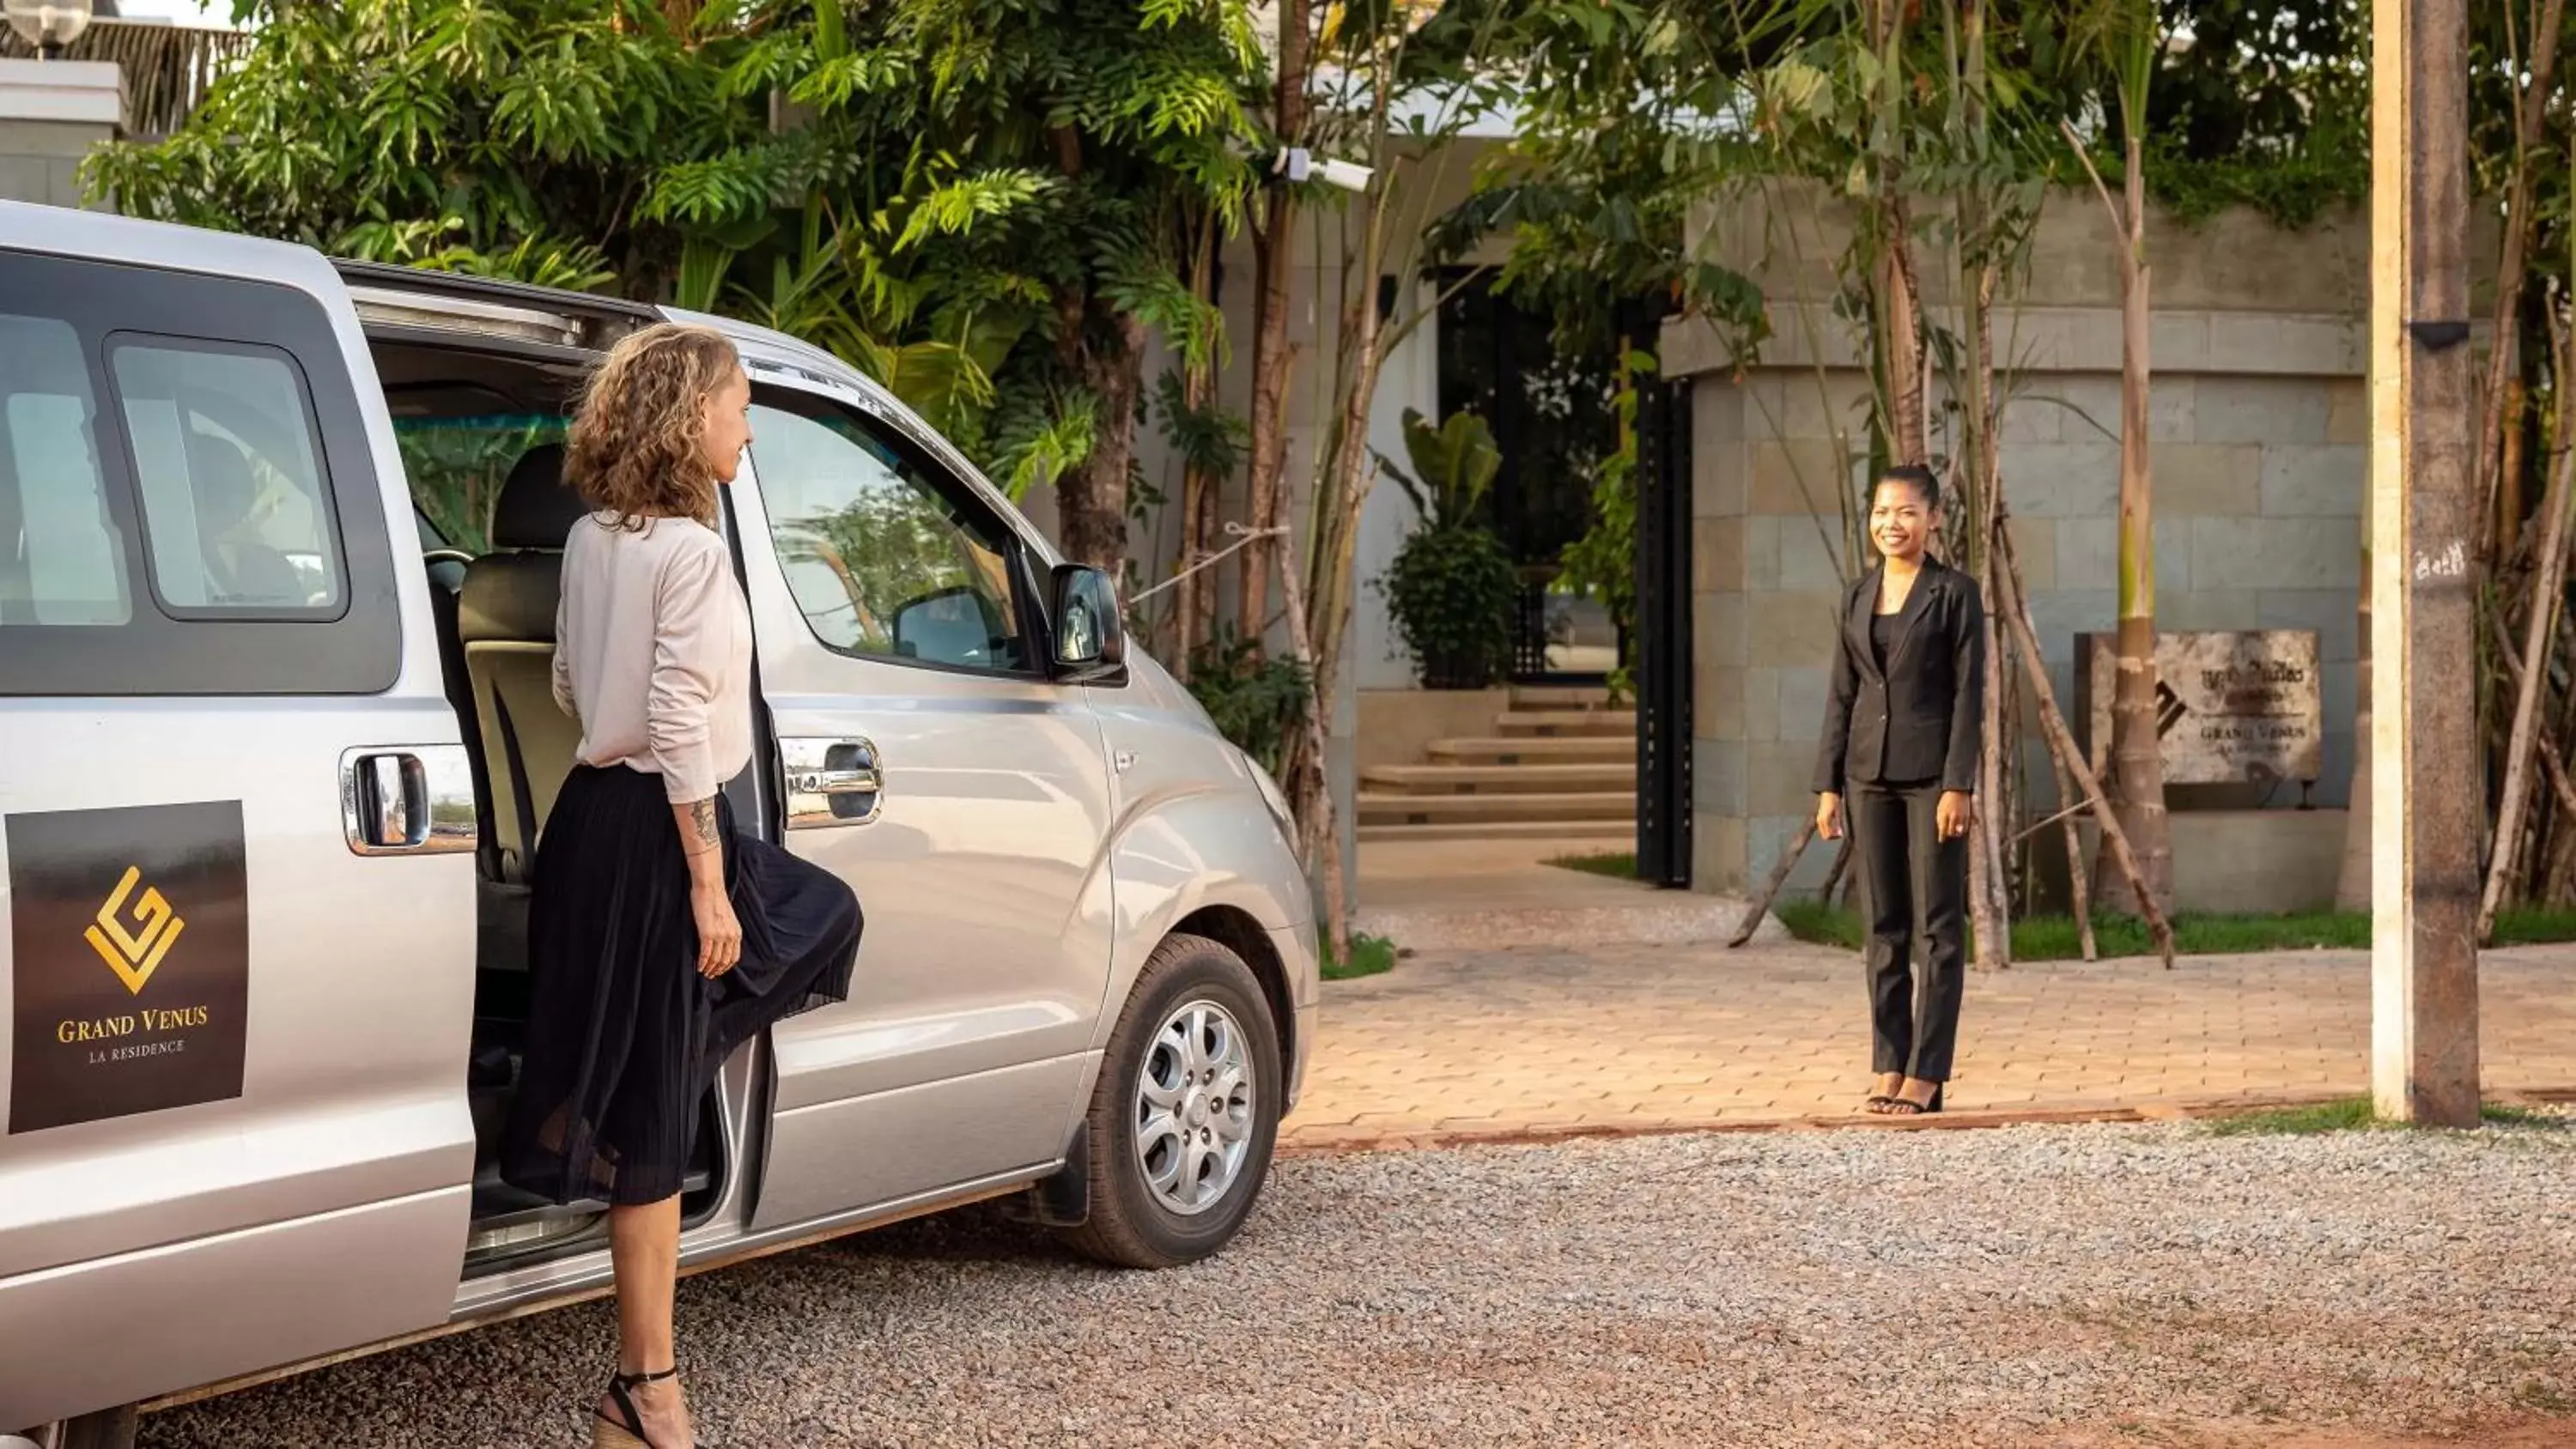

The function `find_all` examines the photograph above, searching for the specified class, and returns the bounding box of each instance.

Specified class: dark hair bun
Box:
[1874,463,1940,511]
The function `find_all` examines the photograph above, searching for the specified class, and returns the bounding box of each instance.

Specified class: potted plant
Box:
[1377,407,1519,688]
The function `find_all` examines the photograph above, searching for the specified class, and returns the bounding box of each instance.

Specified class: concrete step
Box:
[1358,819,1635,843]
[1509,684,1613,710]
[1360,761,1637,794]
[1357,790,1637,825]
[1496,709,1637,737]
[1427,736,1637,765]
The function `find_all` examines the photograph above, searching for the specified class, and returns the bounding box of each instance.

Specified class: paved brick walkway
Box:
[1282,940,2576,1151]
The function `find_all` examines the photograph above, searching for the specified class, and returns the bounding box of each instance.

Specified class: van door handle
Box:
[782,736,884,829]
[339,745,477,857]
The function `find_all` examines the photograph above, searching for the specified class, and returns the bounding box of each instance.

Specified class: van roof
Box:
[0,200,910,425]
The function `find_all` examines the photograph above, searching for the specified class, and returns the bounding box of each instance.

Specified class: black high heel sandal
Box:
[594,1366,687,1449]
[1884,1082,1944,1116]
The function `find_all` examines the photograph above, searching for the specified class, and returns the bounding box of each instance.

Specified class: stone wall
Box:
[1668,182,2379,898]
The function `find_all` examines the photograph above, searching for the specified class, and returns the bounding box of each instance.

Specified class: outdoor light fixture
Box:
[4,0,93,57]
[1272,147,1374,194]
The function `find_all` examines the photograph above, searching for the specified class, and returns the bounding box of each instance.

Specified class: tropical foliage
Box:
[1376,408,1517,688]
[87,0,1265,566]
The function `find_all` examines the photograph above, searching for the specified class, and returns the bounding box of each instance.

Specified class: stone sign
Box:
[2075,630,2323,787]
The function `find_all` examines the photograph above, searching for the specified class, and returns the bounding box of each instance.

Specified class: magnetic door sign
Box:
[9,802,250,1135]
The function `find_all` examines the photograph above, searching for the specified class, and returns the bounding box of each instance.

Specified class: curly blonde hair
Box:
[564,322,742,529]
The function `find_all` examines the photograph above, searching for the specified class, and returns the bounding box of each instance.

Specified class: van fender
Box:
[1060,785,1315,1132]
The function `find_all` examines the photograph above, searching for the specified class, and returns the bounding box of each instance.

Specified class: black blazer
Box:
[1812,556,1986,795]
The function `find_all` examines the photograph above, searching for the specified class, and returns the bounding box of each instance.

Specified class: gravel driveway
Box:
[142,1119,2576,1448]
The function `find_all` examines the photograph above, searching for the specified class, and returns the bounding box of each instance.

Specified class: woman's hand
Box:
[1936,790,1974,841]
[1815,791,1844,841]
[692,883,741,978]
[673,794,738,978]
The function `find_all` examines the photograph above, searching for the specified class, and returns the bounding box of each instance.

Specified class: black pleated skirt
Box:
[499,762,861,1207]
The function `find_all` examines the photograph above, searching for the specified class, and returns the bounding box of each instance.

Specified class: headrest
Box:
[187,434,259,531]
[489,444,586,550]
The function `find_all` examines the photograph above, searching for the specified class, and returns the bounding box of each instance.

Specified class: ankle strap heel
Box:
[594,1366,684,1449]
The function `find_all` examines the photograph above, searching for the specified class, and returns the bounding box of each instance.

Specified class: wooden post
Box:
[2369,0,2481,1126]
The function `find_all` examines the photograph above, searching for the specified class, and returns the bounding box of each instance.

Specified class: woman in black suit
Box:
[1812,464,1984,1116]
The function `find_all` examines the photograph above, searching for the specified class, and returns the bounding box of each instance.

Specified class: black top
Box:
[1813,556,1987,796]
[1868,609,1901,674]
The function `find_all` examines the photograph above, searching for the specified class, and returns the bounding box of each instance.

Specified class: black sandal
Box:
[595,1366,686,1449]
[1883,1083,1945,1116]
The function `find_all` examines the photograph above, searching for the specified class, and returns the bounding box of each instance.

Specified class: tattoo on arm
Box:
[688,797,720,849]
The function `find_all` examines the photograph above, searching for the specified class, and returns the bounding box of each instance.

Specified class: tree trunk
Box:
[1171,219,1222,678]
[2474,0,2567,563]
[1303,291,1388,712]
[1239,0,1309,646]
[1274,517,1345,963]
[1880,214,1927,466]
[1057,311,1145,573]
[1868,0,1926,467]
[2091,132,2173,919]
[2480,313,2576,939]
[1965,270,2009,969]
[2498,381,2529,562]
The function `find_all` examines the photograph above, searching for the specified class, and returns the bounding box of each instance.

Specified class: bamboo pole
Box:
[1819,834,1856,909]
[2478,305,2576,939]
[1994,510,2177,967]
[1728,820,1816,950]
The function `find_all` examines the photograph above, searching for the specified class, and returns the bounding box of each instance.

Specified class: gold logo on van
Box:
[84,865,186,997]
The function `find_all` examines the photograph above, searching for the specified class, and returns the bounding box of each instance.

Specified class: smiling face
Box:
[1868,475,1937,563]
[698,366,754,485]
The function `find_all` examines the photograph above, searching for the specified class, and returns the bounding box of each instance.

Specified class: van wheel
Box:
[1058,932,1281,1269]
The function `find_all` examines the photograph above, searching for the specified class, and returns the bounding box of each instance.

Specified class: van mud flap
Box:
[999,1130,1089,1228]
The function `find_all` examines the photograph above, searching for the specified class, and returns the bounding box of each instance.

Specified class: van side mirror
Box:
[1048,564,1127,682]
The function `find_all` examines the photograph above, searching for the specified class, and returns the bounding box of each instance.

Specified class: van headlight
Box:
[1247,753,1299,854]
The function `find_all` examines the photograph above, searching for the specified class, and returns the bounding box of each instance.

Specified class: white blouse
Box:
[551,512,752,804]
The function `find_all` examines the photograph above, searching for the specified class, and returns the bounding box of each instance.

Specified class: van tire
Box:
[1058,932,1281,1269]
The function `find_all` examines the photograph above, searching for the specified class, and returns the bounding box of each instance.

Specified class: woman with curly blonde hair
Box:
[500,322,861,1449]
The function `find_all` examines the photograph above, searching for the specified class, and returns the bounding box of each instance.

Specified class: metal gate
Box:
[1635,375,1692,888]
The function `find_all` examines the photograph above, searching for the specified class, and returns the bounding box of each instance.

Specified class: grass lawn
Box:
[2202,1095,2567,1136]
[1321,931,1398,981]
[1771,900,2576,960]
[1546,851,1637,881]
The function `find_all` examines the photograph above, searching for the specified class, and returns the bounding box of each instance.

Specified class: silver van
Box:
[0,200,1317,1445]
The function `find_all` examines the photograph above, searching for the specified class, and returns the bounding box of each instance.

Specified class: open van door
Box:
[0,209,477,1431]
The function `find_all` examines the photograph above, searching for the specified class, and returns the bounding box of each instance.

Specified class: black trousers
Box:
[1850,779,1968,1082]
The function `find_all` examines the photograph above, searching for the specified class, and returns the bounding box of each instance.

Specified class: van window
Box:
[0,250,401,696]
[396,414,569,556]
[0,312,130,627]
[749,399,1028,674]
[110,339,343,615]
